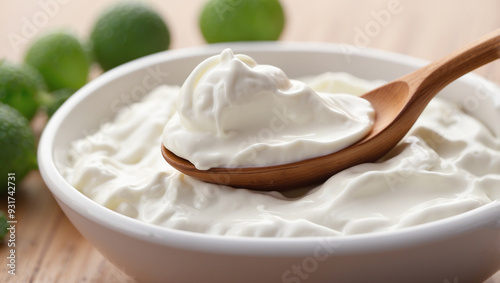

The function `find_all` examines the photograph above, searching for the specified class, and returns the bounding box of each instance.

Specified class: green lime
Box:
[24,30,90,91]
[0,62,45,120]
[90,1,171,71]
[42,88,75,117]
[0,103,37,194]
[199,0,285,43]
[0,212,7,240]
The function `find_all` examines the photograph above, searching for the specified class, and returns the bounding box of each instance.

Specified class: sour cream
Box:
[60,62,500,238]
[162,49,374,169]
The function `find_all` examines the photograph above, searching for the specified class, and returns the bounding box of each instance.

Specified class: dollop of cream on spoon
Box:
[162,49,375,169]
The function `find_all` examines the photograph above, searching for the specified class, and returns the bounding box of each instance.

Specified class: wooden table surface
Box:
[1,0,500,282]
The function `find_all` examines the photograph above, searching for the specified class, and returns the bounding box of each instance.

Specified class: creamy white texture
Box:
[162,49,374,169]
[60,73,500,237]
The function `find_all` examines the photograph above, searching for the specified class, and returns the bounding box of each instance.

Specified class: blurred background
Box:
[1,0,499,80]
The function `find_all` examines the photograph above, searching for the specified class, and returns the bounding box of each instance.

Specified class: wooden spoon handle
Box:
[405,29,500,106]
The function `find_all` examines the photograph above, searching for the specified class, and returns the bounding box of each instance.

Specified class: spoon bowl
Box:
[162,29,500,191]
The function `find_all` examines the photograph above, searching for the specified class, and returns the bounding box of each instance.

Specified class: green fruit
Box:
[90,1,171,71]
[0,103,37,194]
[0,62,45,120]
[199,0,285,43]
[43,88,75,117]
[25,30,90,91]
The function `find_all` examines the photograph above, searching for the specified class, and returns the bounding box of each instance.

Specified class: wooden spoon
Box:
[162,29,500,191]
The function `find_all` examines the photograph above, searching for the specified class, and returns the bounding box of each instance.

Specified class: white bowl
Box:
[38,42,500,283]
